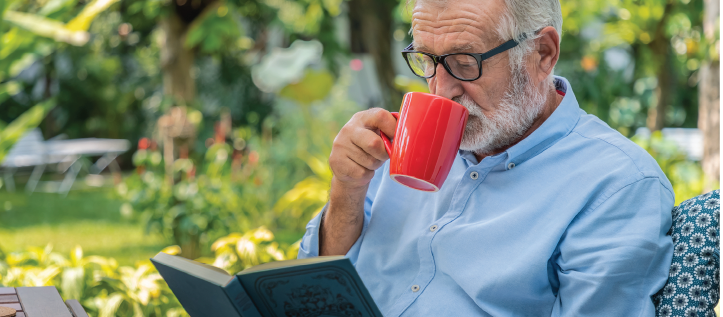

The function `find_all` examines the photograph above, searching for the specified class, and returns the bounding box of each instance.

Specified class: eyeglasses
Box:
[401,37,522,81]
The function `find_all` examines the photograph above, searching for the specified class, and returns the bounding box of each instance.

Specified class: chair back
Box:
[1,129,47,168]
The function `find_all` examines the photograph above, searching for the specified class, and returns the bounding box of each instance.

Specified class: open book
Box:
[151,252,383,317]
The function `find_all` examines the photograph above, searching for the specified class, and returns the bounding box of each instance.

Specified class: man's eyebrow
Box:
[412,42,476,54]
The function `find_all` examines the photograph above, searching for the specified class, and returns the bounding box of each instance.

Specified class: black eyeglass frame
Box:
[401,36,524,82]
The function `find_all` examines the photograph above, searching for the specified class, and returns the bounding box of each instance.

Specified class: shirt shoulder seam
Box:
[583,175,671,219]
[570,130,643,175]
[570,131,674,200]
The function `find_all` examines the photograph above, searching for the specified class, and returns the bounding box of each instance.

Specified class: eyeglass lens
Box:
[445,54,479,79]
[405,52,480,80]
[406,53,436,77]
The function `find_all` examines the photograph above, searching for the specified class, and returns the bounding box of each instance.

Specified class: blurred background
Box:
[0,0,719,315]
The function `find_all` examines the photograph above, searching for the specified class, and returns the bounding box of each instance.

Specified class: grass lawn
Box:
[0,188,168,266]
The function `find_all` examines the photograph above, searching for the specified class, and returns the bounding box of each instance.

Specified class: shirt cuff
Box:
[297,204,326,259]
[296,201,371,266]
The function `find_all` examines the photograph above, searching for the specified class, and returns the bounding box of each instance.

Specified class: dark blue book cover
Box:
[235,256,383,317]
[151,252,261,317]
[152,253,382,317]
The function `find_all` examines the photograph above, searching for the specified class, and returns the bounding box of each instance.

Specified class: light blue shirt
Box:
[298,77,674,316]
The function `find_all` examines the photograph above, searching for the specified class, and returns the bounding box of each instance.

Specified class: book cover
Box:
[236,256,383,317]
[152,253,383,317]
[151,252,261,317]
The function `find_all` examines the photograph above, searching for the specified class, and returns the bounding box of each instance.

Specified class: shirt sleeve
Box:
[551,176,674,317]
[297,163,387,264]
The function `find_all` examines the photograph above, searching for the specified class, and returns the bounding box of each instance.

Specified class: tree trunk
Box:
[348,0,403,110]
[648,49,674,131]
[160,13,196,103]
[173,220,201,260]
[647,1,674,132]
[160,10,199,259]
[699,0,720,191]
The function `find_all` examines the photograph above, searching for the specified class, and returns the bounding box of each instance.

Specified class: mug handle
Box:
[380,112,399,158]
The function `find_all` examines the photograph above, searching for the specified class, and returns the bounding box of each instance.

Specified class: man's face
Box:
[411,0,547,155]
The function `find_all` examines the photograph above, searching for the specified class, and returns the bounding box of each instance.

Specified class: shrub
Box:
[0,227,298,316]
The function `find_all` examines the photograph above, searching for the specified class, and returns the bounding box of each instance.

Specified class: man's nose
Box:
[429,62,464,100]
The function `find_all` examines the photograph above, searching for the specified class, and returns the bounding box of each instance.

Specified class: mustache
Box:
[452,95,485,118]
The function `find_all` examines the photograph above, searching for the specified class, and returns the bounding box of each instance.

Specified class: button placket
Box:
[388,160,501,316]
[391,164,497,317]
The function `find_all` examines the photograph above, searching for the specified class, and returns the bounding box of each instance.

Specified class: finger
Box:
[361,108,397,139]
[349,128,389,162]
[346,142,385,171]
[329,149,375,183]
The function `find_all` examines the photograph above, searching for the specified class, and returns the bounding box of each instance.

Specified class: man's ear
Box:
[534,26,560,83]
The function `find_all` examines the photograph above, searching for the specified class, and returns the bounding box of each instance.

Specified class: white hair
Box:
[496,0,563,82]
[409,0,563,81]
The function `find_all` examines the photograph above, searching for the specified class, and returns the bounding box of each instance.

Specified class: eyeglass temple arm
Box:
[478,37,522,60]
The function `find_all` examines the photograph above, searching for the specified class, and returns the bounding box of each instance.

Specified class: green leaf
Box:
[278,69,334,104]
[65,0,120,31]
[61,267,85,301]
[99,293,125,317]
[3,11,89,45]
[0,98,55,163]
[38,0,76,16]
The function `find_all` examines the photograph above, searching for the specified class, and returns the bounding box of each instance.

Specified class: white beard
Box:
[454,68,547,156]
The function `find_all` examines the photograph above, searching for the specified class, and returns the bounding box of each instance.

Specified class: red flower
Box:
[249,151,259,165]
[138,138,150,150]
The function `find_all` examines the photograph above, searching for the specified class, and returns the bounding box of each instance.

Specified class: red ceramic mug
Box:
[380,92,469,192]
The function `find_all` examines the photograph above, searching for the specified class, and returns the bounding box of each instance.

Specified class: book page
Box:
[153,252,233,286]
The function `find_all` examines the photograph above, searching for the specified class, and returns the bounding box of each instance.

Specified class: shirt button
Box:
[411,285,420,292]
[470,171,479,179]
[507,162,516,169]
[430,225,438,232]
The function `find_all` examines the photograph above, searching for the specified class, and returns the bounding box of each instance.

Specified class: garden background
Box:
[0,0,719,315]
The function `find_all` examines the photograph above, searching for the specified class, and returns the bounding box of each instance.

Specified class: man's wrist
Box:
[330,176,371,196]
[328,177,368,221]
[320,177,368,256]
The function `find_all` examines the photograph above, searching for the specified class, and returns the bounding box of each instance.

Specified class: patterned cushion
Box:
[654,190,720,317]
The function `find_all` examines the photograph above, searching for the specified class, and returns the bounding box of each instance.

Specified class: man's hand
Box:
[320,108,397,256]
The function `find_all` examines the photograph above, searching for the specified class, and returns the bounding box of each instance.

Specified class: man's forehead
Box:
[413,42,474,54]
[410,0,503,54]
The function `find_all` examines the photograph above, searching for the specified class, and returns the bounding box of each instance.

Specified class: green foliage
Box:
[0,244,185,317]
[632,131,719,205]
[118,139,243,258]
[0,0,116,157]
[1,0,717,314]
[185,2,243,54]
[0,0,347,145]
[117,68,358,256]
[209,227,299,273]
[0,226,300,317]
[278,69,335,104]
[554,0,705,134]
[0,98,54,162]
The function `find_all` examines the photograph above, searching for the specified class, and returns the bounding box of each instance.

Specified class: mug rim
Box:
[404,91,468,113]
[390,173,440,192]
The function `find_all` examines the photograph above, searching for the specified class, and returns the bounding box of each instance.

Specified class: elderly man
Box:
[298,0,674,315]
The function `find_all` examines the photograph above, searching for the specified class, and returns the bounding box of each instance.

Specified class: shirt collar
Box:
[460,76,581,169]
